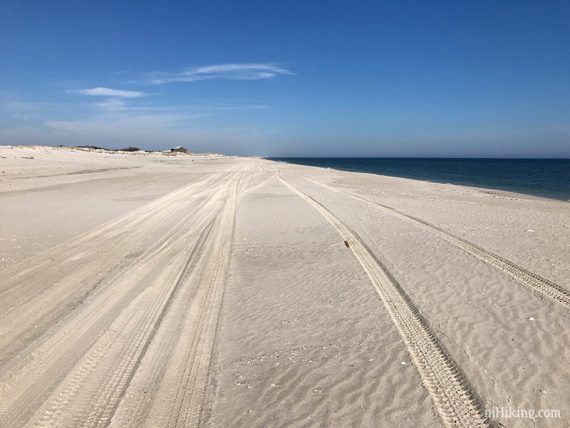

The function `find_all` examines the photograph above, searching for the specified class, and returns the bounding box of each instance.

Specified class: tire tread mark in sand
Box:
[0,165,254,427]
[0,167,236,291]
[85,220,217,427]
[0,171,237,363]
[197,177,247,427]
[165,180,238,428]
[34,220,216,428]
[0,185,228,426]
[1,215,216,428]
[108,174,252,427]
[303,176,570,310]
[0,193,216,373]
[279,176,489,428]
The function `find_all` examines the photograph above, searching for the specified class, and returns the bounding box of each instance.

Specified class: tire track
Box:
[107,231,215,427]
[79,221,216,428]
[0,189,226,427]
[0,186,220,374]
[0,166,252,427]
[151,179,239,428]
[0,167,235,294]
[279,176,489,428]
[0,178,222,331]
[302,176,570,309]
[109,170,253,427]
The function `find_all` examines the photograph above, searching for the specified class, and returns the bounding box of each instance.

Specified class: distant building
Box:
[170,146,189,153]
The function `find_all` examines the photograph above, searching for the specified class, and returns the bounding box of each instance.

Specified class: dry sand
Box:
[0,146,568,427]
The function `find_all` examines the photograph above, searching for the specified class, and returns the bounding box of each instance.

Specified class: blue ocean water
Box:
[269,158,570,201]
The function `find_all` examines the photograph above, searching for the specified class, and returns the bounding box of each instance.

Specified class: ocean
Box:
[269,158,570,201]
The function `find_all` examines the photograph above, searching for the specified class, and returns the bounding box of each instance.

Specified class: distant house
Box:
[170,146,189,154]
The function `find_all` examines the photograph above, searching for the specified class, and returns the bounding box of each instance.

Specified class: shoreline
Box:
[269,158,560,203]
[268,157,570,202]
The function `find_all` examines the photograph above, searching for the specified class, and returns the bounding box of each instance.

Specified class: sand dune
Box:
[0,146,568,427]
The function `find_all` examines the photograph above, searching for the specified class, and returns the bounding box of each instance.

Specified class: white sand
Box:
[0,146,568,427]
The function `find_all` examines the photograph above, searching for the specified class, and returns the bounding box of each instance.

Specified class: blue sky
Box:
[1,0,569,156]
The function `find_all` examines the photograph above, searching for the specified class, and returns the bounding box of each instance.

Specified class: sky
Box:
[1,0,569,157]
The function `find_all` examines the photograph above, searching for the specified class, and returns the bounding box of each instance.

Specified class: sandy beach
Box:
[0,145,568,427]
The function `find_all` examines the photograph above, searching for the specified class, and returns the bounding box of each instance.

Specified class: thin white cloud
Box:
[69,87,145,98]
[90,99,268,118]
[148,63,292,84]
[94,98,128,112]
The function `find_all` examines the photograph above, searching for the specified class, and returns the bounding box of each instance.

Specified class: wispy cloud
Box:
[94,98,129,112]
[66,86,148,114]
[148,63,292,84]
[68,87,145,98]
